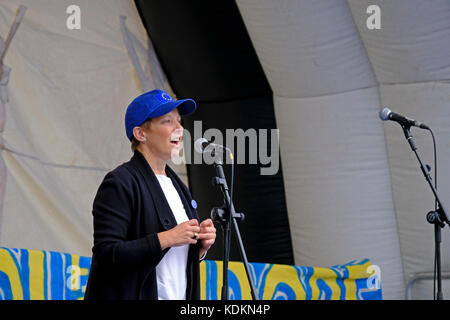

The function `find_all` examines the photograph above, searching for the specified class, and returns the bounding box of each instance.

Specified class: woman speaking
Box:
[84,89,216,300]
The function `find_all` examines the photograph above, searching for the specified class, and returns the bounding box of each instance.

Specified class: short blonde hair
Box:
[130,118,152,152]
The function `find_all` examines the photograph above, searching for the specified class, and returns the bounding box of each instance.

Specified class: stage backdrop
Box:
[233,0,450,299]
[1,0,450,300]
[0,0,178,256]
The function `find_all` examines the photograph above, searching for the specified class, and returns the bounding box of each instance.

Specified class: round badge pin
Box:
[191,199,197,209]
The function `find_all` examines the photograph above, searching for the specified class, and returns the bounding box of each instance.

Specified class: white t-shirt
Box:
[155,174,190,300]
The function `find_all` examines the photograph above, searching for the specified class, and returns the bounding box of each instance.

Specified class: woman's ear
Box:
[132,126,147,142]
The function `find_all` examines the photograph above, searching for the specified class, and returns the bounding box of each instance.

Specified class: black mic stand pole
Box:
[401,125,449,300]
[210,151,258,300]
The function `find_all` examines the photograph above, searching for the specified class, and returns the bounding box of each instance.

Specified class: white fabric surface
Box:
[235,0,376,98]
[274,88,405,299]
[237,0,450,299]
[380,82,450,299]
[348,0,450,299]
[347,0,450,84]
[0,0,169,256]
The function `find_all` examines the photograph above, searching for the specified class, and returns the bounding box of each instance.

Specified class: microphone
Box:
[194,138,228,154]
[379,107,429,130]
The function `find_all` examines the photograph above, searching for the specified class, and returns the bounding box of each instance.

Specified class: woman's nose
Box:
[173,127,183,136]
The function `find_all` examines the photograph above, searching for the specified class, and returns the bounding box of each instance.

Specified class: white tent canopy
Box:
[236,0,450,299]
[0,0,177,256]
[1,0,450,300]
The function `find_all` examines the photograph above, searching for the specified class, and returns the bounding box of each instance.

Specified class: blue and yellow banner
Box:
[0,247,381,300]
[0,247,90,300]
[201,259,382,300]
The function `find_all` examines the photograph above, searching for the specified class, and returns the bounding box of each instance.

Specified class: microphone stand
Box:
[209,150,258,300]
[401,125,449,300]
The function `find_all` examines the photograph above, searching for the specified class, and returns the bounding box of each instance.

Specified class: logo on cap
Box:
[160,93,173,102]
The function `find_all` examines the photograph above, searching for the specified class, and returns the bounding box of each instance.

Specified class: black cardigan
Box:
[84,150,201,300]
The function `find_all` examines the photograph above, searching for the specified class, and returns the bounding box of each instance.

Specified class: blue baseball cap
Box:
[125,89,197,141]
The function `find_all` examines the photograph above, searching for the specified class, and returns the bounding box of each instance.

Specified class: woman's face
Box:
[142,108,183,162]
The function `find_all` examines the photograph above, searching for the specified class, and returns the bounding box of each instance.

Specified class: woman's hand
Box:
[158,219,200,250]
[197,219,216,257]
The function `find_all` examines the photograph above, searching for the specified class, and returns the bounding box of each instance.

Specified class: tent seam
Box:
[345,0,407,297]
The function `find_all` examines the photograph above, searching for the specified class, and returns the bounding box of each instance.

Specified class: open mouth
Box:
[170,137,182,146]
[170,129,183,147]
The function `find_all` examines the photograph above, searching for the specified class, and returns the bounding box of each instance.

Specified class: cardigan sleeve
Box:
[91,170,164,269]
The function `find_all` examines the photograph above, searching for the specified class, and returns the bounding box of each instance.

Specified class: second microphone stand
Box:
[401,125,449,300]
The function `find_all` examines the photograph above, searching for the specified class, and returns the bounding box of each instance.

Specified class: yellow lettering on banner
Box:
[228,261,252,300]
[28,250,44,300]
[313,268,341,300]
[346,261,372,299]
[215,261,223,300]
[0,248,23,300]
[344,277,357,300]
[200,261,206,300]
[208,261,253,300]
[263,265,305,300]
